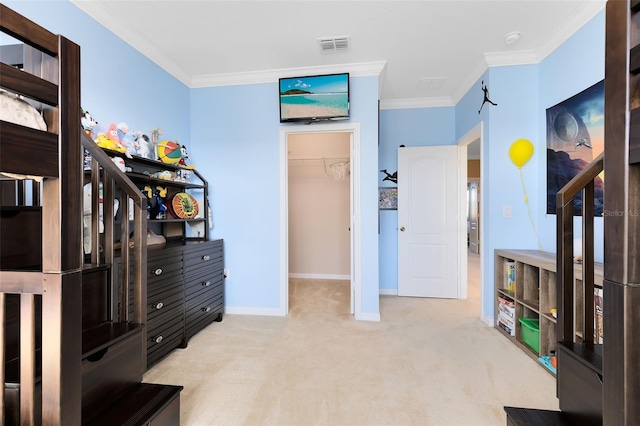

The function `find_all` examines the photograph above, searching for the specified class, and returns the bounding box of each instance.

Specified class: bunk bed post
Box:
[604,0,640,423]
[39,34,83,425]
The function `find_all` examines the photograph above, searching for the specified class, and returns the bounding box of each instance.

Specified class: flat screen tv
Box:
[279,73,349,123]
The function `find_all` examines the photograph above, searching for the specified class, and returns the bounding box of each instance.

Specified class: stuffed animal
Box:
[138,133,152,159]
[95,133,127,153]
[121,129,139,157]
[81,108,98,138]
[106,123,126,150]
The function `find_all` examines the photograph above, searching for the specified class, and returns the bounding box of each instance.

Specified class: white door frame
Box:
[279,122,362,318]
[456,122,484,310]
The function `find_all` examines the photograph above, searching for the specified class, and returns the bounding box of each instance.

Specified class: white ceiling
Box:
[71,0,605,108]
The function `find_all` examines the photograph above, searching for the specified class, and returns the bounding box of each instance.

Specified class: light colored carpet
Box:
[144,251,559,425]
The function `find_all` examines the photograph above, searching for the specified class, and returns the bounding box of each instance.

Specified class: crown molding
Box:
[190,61,388,88]
[380,97,454,110]
[484,49,538,67]
[535,0,606,62]
[451,58,489,106]
[70,0,193,86]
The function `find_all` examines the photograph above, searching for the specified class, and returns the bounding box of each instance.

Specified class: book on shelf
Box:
[497,319,515,336]
[505,260,516,292]
[498,304,515,320]
[498,296,515,308]
[595,286,603,344]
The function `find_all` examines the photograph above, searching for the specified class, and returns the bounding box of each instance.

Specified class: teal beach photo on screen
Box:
[279,73,349,122]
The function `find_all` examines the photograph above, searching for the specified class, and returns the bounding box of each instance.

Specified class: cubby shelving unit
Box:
[494,249,603,375]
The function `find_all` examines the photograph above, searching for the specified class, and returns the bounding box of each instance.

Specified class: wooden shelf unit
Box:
[494,249,603,374]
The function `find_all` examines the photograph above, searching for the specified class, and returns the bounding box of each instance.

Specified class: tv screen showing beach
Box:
[279,73,349,122]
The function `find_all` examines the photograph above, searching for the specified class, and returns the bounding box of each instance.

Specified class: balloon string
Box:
[520,168,544,251]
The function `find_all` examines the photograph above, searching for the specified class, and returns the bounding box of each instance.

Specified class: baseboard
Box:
[355,312,381,322]
[224,307,285,317]
[288,273,351,280]
[482,314,493,327]
[379,288,397,296]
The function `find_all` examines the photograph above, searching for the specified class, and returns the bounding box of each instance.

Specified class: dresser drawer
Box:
[183,241,223,271]
[184,266,222,291]
[147,313,185,366]
[185,292,223,338]
[147,259,183,282]
[148,286,184,323]
[186,290,223,321]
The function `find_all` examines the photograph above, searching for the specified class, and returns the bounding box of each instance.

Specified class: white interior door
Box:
[398,146,460,298]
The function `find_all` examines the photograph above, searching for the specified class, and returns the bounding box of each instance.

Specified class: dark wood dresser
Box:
[118,239,225,368]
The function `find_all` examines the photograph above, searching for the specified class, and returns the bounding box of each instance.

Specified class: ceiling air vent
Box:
[317,36,350,54]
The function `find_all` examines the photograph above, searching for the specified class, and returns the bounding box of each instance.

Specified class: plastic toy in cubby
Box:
[143,185,168,220]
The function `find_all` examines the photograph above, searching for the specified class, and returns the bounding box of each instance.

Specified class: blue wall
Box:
[378,107,455,291]
[191,76,381,316]
[379,10,605,323]
[5,0,191,147]
[7,1,605,323]
[536,10,606,262]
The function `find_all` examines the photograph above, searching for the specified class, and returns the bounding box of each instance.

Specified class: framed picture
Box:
[379,187,398,210]
[546,80,604,216]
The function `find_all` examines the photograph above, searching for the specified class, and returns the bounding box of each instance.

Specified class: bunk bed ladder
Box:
[0,4,181,425]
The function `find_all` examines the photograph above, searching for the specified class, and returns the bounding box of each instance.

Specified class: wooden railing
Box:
[81,133,148,326]
[556,152,604,346]
[0,4,147,423]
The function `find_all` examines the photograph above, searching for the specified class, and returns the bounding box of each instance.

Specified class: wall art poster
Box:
[379,187,398,210]
[546,80,604,216]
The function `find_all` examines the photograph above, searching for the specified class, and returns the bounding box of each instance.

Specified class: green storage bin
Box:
[519,317,540,353]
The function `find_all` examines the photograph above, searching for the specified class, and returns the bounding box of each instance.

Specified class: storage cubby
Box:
[494,249,604,376]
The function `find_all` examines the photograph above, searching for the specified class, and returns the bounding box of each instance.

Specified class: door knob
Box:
[400,226,405,232]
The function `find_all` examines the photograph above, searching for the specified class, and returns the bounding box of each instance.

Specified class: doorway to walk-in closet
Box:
[286,131,353,318]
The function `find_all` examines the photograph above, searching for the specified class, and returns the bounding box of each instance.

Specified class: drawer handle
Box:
[202,281,211,287]
[202,306,211,312]
[153,268,163,276]
[202,255,210,261]
[153,302,164,310]
[154,335,164,344]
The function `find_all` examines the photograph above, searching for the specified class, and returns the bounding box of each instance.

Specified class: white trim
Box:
[379,288,397,296]
[380,97,454,110]
[456,123,485,318]
[280,122,362,319]
[191,61,387,88]
[70,0,193,86]
[355,312,381,322]
[224,307,285,317]
[289,273,351,280]
[482,315,494,328]
[451,58,490,107]
[535,0,605,63]
[484,50,538,67]
[457,145,468,300]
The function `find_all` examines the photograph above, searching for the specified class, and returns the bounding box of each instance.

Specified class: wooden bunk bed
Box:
[506,0,640,424]
[0,4,181,424]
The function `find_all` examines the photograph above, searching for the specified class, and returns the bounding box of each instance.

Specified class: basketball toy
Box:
[157,140,183,165]
[169,192,199,219]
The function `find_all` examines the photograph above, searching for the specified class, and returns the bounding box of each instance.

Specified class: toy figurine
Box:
[138,133,152,159]
[143,185,168,220]
[81,108,98,138]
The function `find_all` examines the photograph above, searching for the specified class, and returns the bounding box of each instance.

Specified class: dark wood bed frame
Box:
[507,0,640,424]
[0,4,181,424]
